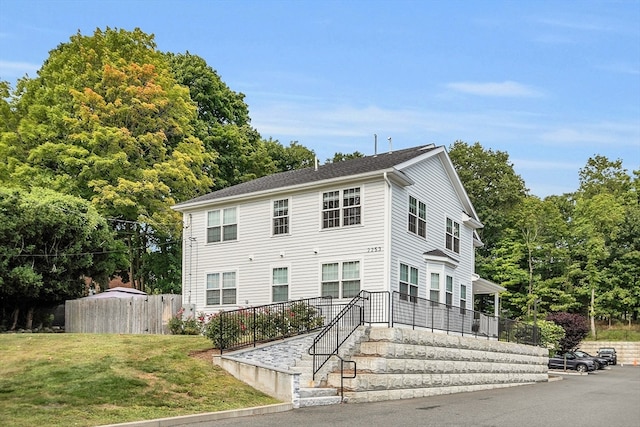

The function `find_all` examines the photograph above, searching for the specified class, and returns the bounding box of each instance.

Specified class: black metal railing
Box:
[212,296,333,354]
[391,291,539,345]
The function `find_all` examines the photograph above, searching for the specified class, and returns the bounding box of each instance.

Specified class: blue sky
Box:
[1,0,638,197]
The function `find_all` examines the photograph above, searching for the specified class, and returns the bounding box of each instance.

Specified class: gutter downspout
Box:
[383,172,392,323]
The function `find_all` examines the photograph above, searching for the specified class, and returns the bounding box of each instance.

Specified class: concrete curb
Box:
[99,403,294,427]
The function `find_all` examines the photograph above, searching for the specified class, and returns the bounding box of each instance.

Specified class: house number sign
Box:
[367,246,382,253]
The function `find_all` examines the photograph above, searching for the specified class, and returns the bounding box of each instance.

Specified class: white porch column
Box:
[494,292,499,317]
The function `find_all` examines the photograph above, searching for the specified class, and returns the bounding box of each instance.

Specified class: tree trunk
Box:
[590,287,596,337]
[10,307,19,330]
[25,306,34,330]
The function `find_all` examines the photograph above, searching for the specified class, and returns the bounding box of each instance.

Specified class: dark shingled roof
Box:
[175,144,439,208]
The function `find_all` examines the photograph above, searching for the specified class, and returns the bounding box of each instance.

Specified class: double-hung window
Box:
[460,284,467,315]
[445,217,460,253]
[430,272,440,305]
[321,261,361,299]
[445,275,453,307]
[400,263,419,302]
[273,199,289,235]
[272,267,289,302]
[207,208,237,243]
[322,187,361,229]
[206,271,236,305]
[408,196,426,238]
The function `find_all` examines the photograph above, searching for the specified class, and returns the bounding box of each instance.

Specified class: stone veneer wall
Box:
[578,341,640,365]
[330,327,549,403]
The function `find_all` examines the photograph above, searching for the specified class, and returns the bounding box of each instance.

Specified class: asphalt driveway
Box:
[207,366,640,427]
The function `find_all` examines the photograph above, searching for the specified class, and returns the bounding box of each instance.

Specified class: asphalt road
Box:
[207,366,640,427]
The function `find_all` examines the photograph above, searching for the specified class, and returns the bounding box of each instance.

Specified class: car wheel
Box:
[576,364,587,373]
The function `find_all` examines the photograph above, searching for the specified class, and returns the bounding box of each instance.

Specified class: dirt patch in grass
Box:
[189,347,217,363]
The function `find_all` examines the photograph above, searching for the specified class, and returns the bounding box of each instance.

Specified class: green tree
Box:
[264,139,316,171]
[1,28,214,290]
[448,141,527,253]
[326,151,364,163]
[0,187,122,330]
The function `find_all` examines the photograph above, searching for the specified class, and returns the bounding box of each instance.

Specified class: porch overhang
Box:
[471,274,505,295]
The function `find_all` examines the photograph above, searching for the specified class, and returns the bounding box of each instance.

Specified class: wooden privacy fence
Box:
[65,294,182,334]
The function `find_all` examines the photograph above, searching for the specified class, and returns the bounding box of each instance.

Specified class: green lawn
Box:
[0,334,279,427]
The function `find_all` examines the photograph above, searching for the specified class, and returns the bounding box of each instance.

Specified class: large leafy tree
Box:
[1,28,214,290]
[568,156,639,332]
[448,141,527,253]
[0,187,122,330]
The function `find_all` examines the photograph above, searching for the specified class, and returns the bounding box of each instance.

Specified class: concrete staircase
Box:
[215,326,548,407]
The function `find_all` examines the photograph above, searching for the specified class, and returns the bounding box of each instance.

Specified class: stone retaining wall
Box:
[578,341,640,365]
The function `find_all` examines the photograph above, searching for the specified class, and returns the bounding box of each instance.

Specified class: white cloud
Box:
[446,81,543,97]
[0,60,39,78]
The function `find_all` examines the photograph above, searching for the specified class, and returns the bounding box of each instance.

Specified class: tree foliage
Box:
[0,187,122,330]
[546,312,589,351]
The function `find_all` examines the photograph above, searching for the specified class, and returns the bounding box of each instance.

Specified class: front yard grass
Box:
[0,334,279,427]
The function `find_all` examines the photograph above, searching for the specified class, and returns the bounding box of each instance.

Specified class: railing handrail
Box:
[308,291,371,382]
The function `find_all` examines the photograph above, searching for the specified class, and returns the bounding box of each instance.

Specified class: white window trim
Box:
[320,187,363,230]
[271,197,291,237]
[271,264,291,303]
[319,259,362,299]
[204,269,238,306]
[445,216,461,254]
[399,261,419,302]
[206,206,239,244]
[408,195,427,239]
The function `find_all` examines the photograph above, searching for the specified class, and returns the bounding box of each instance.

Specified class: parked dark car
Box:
[597,347,617,365]
[573,349,608,369]
[548,352,597,372]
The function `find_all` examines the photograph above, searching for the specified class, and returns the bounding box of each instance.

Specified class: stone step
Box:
[358,341,543,364]
[342,382,534,403]
[349,356,547,374]
[298,395,342,407]
[326,371,548,391]
[299,387,338,398]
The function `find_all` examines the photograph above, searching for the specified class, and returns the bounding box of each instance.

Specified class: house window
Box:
[408,196,426,238]
[321,261,361,299]
[430,272,440,305]
[400,263,418,302]
[446,217,460,253]
[342,188,361,226]
[460,284,467,315]
[206,271,237,305]
[322,187,361,229]
[446,275,453,307]
[207,208,237,243]
[273,199,289,235]
[322,191,340,228]
[272,267,289,302]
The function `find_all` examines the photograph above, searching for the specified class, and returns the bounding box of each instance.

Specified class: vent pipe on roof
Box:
[374,134,378,157]
[314,156,318,171]
[388,137,392,153]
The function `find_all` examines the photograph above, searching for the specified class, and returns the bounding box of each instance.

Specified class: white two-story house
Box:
[172,144,502,318]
